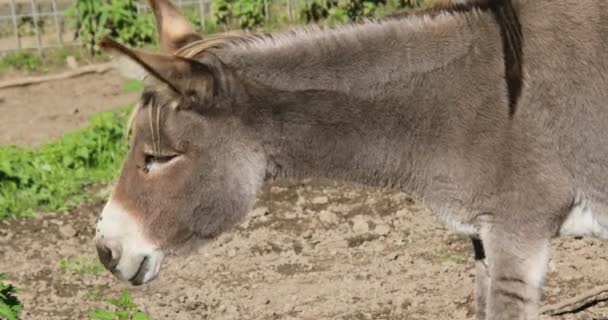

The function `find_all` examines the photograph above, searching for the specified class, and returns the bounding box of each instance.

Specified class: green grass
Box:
[0,106,130,219]
[121,80,144,93]
[0,47,111,74]
[0,51,43,73]
[0,273,22,320]
[88,290,151,320]
[58,257,105,275]
[447,255,465,264]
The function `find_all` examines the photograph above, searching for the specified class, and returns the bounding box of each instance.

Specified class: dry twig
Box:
[0,63,113,90]
[541,284,608,316]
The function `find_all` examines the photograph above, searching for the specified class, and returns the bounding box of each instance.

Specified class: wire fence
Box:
[0,0,301,53]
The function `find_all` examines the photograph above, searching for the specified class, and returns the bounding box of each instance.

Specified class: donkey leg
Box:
[482,228,551,320]
[472,238,490,320]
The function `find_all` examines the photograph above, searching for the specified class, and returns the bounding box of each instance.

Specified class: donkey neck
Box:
[228,10,509,192]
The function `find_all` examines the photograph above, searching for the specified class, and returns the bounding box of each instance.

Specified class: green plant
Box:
[448,255,465,264]
[212,0,266,29]
[67,0,156,54]
[343,0,387,20]
[121,79,144,93]
[0,273,22,320]
[88,290,151,320]
[58,257,105,275]
[301,0,331,22]
[301,0,428,23]
[0,51,43,72]
[0,106,130,219]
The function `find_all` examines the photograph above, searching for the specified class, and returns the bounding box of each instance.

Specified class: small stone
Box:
[228,249,237,257]
[318,210,338,224]
[352,216,369,234]
[66,56,79,69]
[375,224,391,236]
[312,196,329,204]
[251,207,269,218]
[59,224,77,238]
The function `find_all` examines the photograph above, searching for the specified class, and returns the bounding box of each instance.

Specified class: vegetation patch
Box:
[88,290,151,320]
[0,273,22,320]
[0,106,130,219]
[0,51,43,73]
[121,80,144,93]
[58,257,105,275]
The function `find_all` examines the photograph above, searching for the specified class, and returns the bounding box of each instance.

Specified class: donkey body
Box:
[94,1,608,319]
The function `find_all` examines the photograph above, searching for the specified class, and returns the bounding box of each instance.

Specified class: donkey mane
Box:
[177,11,479,59]
[174,0,522,115]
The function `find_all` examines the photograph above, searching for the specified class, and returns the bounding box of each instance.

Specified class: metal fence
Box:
[0,0,300,53]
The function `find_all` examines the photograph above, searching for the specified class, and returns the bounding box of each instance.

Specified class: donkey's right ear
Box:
[99,37,214,98]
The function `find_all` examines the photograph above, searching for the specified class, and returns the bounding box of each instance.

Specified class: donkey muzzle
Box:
[95,198,164,285]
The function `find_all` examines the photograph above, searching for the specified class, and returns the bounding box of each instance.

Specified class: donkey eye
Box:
[143,154,178,172]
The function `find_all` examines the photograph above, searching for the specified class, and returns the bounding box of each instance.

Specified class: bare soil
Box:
[0,69,138,147]
[1,72,608,320]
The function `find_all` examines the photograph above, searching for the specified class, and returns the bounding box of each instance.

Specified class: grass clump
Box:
[88,290,151,320]
[0,51,43,73]
[0,273,22,320]
[0,106,130,218]
[121,80,144,93]
[58,257,105,275]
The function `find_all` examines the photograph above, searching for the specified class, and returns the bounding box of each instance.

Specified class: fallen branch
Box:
[541,284,608,316]
[0,63,113,89]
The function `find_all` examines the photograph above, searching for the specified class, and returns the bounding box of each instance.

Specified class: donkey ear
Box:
[148,0,202,53]
[99,37,212,97]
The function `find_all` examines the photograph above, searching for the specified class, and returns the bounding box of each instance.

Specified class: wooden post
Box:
[198,0,206,31]
[287,0,293,22]
[50,0,63,46]
[9,0,21,50]
[264,0,269,21]
[30,0,43,55]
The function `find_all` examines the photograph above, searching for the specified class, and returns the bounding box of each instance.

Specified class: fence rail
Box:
[0,0,300,53]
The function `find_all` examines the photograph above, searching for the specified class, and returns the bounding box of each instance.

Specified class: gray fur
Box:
[99,1,608,319]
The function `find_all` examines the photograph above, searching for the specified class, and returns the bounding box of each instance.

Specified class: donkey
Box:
[94,0,608,319]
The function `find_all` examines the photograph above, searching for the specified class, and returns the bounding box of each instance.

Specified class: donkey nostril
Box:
[96,241,122,271]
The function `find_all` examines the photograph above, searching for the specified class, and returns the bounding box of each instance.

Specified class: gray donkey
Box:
[94,0,608,319]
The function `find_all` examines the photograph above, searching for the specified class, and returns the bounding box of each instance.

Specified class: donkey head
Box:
[94,0,266,285]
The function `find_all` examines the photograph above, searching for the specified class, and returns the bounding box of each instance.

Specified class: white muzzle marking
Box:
[96,198,164,284]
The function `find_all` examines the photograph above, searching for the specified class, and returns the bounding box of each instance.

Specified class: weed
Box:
[88,290,151,320]
[58,257,105,275]
[0,106,130,218]
[448,255,465,264]
[0,273,22,320]
[121,80,144,93]
[0,51,43,73]
[67,0,156,54]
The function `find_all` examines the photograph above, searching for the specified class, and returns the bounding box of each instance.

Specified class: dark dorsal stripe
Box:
[488,0,523,117]
[388,0,524,117]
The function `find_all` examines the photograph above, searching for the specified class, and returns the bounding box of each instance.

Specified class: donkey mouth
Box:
[128,253,163,285]
[128,256,151,285]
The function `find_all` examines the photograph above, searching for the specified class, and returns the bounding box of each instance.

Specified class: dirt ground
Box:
[0,70,138,147]
[1,71,608,320]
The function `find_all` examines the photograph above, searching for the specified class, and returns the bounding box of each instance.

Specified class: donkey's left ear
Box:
[99,37,215,101]
[148,0,202,53]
